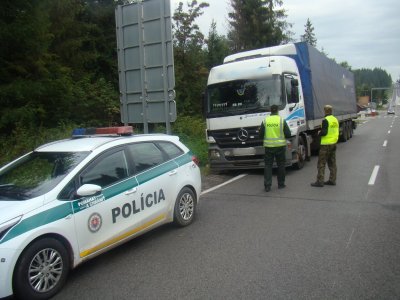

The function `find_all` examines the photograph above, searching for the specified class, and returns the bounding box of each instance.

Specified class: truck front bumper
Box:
[208,145,292,171]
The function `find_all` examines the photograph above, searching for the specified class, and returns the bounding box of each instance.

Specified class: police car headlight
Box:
[0,215,22,240]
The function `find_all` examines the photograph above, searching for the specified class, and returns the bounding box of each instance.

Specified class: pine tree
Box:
[206,20,230,69]
[300,18,317,47]
[227,0,292,51]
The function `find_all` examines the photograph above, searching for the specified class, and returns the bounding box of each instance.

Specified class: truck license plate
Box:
[233,148,256,156]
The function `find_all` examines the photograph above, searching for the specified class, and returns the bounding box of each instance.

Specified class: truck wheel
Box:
[293,137,306,170]
[13,238,70,300]
[340,124,348,142]
[349,121,353,138]
[346,122,351,140]
[174,187,196,227]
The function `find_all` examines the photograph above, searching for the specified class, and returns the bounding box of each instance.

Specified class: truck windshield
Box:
[0,151,88,201]
[207,75,283,116]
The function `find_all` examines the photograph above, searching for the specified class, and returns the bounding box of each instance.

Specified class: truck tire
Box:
[349,121,353,138]
[293,137,306,170]
[340,123,348,142]
[346,121,351,140]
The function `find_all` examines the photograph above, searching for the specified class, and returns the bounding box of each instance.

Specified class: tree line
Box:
[0,0,394,137]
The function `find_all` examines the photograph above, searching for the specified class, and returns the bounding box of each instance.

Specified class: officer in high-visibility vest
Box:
[311,105,339,187]
[259,104,291,192]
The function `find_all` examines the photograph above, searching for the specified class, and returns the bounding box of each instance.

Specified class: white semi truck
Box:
[204,42,358,171]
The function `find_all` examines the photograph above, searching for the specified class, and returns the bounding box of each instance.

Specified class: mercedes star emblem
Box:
[237,128,249,142]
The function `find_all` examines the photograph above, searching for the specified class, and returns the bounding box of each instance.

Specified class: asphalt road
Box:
[54,114,400,300]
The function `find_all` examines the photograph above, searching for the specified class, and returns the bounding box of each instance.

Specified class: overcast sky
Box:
[172,0,400,83]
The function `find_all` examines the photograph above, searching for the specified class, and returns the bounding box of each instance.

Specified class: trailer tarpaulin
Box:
[292,42,357,120]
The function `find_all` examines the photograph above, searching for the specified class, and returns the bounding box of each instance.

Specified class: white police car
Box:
[0,126,201,299]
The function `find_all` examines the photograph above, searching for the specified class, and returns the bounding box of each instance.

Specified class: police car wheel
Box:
[13,238,70,300]
[174,187,196,227]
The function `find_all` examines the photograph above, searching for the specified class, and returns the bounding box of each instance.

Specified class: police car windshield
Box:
[207,75,283,116]
[0,151,88,201]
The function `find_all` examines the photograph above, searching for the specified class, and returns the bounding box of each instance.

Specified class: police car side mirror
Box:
[77,184,102,197]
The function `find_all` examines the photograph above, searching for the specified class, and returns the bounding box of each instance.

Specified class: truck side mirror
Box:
[291,79,299,87]
[290,86,299,104]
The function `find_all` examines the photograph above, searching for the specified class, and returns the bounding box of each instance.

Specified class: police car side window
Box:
[58,180,76,200]
[157,141,184,159]
[80,150,129,188]
[127,143,165,174]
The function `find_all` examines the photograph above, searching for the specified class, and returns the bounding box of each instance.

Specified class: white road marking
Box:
[346,228,355,249]
[388,130,391,134]
[368,165,380,186]
[201,173,248,195]
[383,140,388,147]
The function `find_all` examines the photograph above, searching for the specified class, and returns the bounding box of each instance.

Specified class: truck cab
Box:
[205,47,308,171]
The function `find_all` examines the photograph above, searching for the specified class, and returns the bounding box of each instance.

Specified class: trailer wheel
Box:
[293,137,306,170]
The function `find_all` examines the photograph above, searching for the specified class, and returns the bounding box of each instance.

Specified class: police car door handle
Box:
[169,170,177,176]
[125,187,137,195]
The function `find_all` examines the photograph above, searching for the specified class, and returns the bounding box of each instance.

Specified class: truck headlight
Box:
[209,150,221,159]
[207,136,216,143]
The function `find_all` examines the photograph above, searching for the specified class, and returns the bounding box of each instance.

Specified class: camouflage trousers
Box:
[316,144,337,184]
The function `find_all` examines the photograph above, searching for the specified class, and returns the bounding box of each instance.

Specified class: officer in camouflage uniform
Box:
[311,105,339,187]
[259,105,291,192]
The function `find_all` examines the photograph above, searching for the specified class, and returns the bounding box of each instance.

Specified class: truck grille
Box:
[209,126,263,148]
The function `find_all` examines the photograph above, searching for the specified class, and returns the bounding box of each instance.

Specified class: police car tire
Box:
[13,237,70,300]
[173,187,196,227]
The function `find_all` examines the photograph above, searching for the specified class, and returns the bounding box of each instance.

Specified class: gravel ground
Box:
[201,173,235,192]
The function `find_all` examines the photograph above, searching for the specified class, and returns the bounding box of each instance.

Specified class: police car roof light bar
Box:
[72,126,133,137]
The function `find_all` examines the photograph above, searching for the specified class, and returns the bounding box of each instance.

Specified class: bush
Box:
[0,116,210,170]
[0,123,76,167]
[172,116,208,167]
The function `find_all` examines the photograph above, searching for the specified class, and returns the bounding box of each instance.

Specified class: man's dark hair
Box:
[271,105,278,113]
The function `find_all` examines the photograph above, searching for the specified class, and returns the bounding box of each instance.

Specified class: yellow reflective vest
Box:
[263,115,286,147]
[321,115,339,145]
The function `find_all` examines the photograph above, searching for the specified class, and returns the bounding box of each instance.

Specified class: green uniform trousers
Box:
[316,144,337,184]
[264,146,286,188]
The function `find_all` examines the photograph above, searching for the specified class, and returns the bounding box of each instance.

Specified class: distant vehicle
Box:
[204,42,358,171]
[0,127,201,299]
